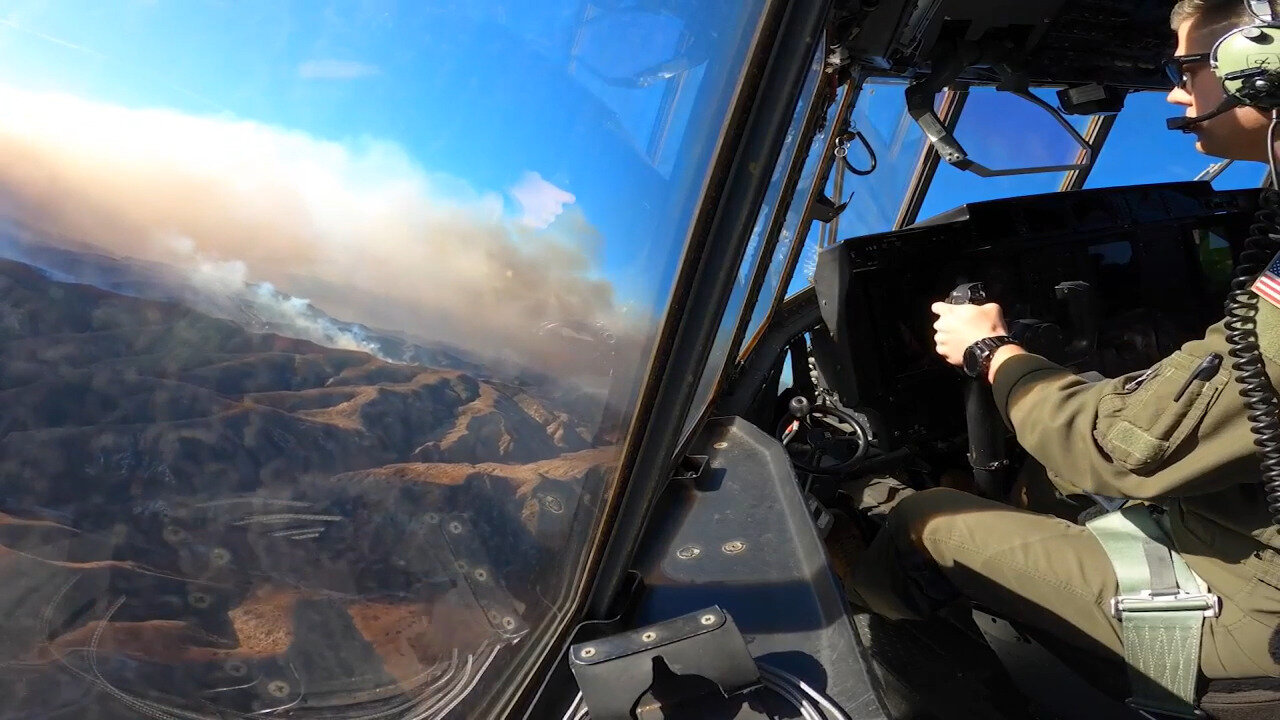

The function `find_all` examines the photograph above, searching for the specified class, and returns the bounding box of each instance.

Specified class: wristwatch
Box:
[962,335,1018,380]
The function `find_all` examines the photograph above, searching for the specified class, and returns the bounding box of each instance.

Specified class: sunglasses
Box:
[1163,53,1212,89]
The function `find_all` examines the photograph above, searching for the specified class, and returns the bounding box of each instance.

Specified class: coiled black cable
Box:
[1225,112,1280,524]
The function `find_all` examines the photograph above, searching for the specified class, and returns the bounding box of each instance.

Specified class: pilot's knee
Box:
[885,486,982,555]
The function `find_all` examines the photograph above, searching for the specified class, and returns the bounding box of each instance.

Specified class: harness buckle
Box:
[1109,590,1222,620]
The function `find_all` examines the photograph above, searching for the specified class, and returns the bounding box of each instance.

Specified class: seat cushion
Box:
[1200,677,1280,720]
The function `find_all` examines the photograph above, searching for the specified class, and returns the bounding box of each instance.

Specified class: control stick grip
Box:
[948,282,1009,500]
[947,282,987,306]
[1054,281,1097,362]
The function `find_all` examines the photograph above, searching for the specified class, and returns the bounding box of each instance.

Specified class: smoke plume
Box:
[0,84,632,372]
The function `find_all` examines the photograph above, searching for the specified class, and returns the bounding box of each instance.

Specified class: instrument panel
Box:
[814,181,1257,447]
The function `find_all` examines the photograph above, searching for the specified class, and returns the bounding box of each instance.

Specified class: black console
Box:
[814,181,1258,448]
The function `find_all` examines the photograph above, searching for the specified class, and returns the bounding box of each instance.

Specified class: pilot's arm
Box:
[933,302,1268,499]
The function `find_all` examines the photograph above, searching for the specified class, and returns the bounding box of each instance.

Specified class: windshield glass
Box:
[742,84,848,349]
[682,43,825,440]
[0,2,764,717]
[828,78,931,238]
[781,81,1271,297]
[777,77,936,296]
[944,87,1092,171]
[1085,91,1268,191]
[916,87,1092,219]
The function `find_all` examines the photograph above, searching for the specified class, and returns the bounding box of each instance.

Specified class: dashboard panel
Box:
[813,181,1257,448]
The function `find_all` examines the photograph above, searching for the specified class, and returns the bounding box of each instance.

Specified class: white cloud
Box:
[0,84,632,370]
[509,172,576,229]
[297,59,381,80]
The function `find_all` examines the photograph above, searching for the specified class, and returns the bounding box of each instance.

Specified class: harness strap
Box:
[1086,505,1221,719]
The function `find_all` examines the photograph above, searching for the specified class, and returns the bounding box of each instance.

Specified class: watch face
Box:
[962,344,984,378]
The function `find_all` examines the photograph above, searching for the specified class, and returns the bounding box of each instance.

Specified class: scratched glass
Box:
[0,1,764,717]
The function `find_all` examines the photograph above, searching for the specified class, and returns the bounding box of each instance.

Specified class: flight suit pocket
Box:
[1094,351,1228,473]
[1238,548,1280,619]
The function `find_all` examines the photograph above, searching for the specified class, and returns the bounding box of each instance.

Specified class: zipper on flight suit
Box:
[1123,366,1161,393]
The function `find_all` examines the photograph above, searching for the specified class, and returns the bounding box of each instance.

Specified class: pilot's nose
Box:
[1167,83,1193,107]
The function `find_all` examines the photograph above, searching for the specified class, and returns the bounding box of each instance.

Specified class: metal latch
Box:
[568,607,760,719]
[1109,590,1222,620]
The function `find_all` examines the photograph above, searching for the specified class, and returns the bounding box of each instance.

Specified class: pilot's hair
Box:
[1171,0,1277,29]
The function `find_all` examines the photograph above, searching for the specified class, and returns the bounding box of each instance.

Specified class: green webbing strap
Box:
[1086,505,1220,719]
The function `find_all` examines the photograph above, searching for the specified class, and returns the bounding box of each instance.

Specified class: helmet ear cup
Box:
[1212,24,1280,108]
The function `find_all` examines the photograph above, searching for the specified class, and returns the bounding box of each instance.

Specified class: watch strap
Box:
[973,335,1017,378]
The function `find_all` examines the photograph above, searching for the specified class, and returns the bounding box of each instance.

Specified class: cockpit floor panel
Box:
[852,611,1036,720]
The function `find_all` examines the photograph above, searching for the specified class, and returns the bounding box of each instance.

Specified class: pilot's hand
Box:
[930,301,1009,367]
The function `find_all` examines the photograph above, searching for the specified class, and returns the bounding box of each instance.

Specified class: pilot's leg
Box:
[845,461,1088,522]
[847,487,1269,679]
[850,487,1125,660]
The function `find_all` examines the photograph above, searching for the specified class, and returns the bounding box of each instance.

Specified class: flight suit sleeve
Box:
[990,320,1267,499]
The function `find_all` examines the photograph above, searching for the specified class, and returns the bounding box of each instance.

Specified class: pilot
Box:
[847,0,1280,713]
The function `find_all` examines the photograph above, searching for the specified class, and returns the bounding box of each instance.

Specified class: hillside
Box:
[0,258,618,717]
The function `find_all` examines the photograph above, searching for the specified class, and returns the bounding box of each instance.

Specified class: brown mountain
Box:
[0,258,618,717]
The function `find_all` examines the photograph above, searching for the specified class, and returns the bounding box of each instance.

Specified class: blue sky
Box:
[2,3,1269,343]
[0,2,607,190]
[0,1,763,324]
[781,86,1270,298]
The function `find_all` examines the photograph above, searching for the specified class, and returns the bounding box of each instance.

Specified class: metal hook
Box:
[834,136,850,158]
[837,127,877,176]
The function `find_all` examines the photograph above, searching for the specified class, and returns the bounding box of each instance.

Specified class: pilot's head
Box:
[1168,0,1277,161]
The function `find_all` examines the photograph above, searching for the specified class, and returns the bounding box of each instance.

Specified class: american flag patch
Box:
[1253,252,1280,308]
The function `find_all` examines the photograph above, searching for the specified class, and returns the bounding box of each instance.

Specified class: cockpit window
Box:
[0,2,766,717]
[915,87,1092,220]
[781,79,1270,298]
[1084,91,1268,191]
[826,78,932,239]
[742,84,849,350]
[779,77,937,297]
[785,222,825,298]
[682,43,825,440]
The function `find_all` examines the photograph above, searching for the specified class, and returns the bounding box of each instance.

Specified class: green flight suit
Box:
[850,307,1280,680]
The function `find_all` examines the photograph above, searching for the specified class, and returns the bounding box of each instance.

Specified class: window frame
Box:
[507,0,834,715]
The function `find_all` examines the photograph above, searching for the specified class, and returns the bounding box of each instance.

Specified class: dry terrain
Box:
[0,258,618,717]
